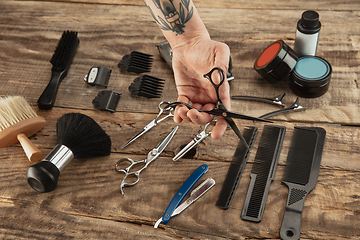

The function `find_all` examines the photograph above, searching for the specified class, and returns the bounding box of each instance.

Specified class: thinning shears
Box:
[165,67,272,149]
[121,101,174,149]
[116,126,178,195]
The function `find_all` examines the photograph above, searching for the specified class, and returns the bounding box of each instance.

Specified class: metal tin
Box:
[254,40,299,83]
[289,56,331,98]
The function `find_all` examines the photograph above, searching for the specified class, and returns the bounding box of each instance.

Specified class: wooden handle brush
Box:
[0,96,46,162]
[26,113,111,193]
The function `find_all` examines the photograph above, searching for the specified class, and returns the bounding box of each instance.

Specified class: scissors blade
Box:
[225,111,272,123]
[121,120,156,149]
[224,116,250,150]
[154,126,179,155]
[173,139,197,161]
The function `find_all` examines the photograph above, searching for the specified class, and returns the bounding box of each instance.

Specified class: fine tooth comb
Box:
[279,127,326,240]
[216,126,258,210]
[118,51,153,74]
[241,125,286,222]
[129,75,165,98]
[38,31,79,110]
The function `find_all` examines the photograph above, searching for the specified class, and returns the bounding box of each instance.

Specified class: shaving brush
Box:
[26,113,111,193]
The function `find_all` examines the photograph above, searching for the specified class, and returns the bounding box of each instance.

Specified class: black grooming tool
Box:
[38,31,79,110]
[84,67,112,87]
[118,51,153,74]
[279,127,326,240]
[216,126,258,210]
[232,93,286,107]
[92,90,121,113]
[26,113,111,193]
[129,75,165,98]
[259,97,306,119]
[241,125,286,222]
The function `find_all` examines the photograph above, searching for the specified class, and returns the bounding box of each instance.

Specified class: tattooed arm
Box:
[143,0,231,139]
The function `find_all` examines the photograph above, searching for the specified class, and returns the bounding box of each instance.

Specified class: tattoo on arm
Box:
[144,0,194,35]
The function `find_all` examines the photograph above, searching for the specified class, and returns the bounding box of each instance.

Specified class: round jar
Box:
[254,40,299,83]
[289,56,331,98]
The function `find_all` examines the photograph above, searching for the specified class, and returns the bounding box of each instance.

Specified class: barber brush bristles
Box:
[26,113,111,193]
[118,51,153,74]
[56,113,111,158]
[129,75,165,98]
[38,30,79,110]
[0,96,46,162]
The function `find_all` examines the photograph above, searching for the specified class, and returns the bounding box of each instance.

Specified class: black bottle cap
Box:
[298,10,321,33]
[26,161,60,193]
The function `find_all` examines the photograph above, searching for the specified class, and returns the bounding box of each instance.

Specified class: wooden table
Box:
[1,0,359,239]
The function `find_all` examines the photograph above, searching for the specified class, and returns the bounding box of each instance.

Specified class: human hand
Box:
[171,36,231,139]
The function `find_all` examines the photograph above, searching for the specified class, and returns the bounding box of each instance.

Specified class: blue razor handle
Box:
[162,164,209,224]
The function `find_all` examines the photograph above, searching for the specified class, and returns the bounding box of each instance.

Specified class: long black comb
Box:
[129,75,165,98]
[279,127,326,240]
[118,51,153,74]
[38,31,79,110]
[216,126,258,210]
[241,125,286,222]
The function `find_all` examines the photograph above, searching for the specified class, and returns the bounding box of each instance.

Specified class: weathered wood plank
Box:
[0,1,359,125]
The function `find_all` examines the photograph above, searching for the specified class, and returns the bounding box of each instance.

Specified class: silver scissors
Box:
[116,126,178,195]
[121,101,174,149]
[173,121,214,162]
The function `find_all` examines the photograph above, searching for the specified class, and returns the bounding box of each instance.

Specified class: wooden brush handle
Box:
[17,133,43,162]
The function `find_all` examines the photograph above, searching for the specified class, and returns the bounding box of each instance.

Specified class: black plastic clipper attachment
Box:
[118,51,153,74]
[241,125,286,222]
[84,67,111,87]
[129,75,165,98]
[92,90,121,113]
[216,126,258,210]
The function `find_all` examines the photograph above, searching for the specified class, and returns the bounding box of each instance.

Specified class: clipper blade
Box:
[129,75,165,98]
[118,51,153,74]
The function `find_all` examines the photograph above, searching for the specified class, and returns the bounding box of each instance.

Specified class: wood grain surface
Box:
[0,0,359,239]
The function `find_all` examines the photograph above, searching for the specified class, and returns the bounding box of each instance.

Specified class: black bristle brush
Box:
[26,113,111,193]
[38,31,79,110]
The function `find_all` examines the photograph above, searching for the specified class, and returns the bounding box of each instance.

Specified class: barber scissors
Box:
[165,67,272,150]
[173,121,214,161]
[121,101,174,149]
[116,126,178,195]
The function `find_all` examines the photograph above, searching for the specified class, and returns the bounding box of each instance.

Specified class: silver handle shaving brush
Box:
[26,113,111,193]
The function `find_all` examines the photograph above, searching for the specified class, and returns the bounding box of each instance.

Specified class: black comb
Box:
[129,75,165,98]
[92,90,121,113]
[38,31,79,110]
[241,125,286,222]
[118,51,153,74]
[216,126,258,210]
[279,127,326,240]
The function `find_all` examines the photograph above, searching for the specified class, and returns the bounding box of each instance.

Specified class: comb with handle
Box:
[280,127,326,240]
[241,125,286,222]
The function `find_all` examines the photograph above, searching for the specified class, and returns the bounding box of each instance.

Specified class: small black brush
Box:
[129,75,165,98]
[241,125,286,222]
[38,31,79,110]
[279,127,326,240]
[26,113,111,193]
[118,51,153,74]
